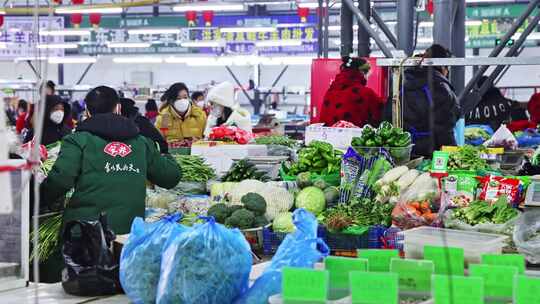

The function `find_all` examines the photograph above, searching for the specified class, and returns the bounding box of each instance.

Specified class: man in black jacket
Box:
[119,98,169,153]
[402,44,461,158]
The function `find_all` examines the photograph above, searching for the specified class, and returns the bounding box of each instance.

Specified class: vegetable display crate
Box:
[353,145,413,165]
[499,149,526,170]
[233,156,288,180]
[262,226,326,255]
[279,169,341,187]
[399,226,508,264]
[325,226,396,255]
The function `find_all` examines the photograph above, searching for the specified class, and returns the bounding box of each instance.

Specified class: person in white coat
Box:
[204,81,252,136]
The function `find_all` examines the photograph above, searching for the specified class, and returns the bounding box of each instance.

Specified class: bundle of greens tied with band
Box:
[284,140,343,176]
[351,122,412,148]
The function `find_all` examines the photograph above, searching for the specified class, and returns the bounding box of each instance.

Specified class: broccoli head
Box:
[253,215,269,228]
[207,203,231,224]
[228,204,244,215]
[224,208,255,229]
[241,193,267,216]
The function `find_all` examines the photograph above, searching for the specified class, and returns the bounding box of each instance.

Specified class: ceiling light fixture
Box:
[180,41,224,48]
[128,28,181,35]
[39,29,92,36]
[55,7,122,14]
[37,43,79,49]
[255,40,302,47]
[297,1,341,9]
[113,56,163,63]
[173,3,245,12]
[48,57,97,64]
[107,42,152,48]
[220,27,276,33]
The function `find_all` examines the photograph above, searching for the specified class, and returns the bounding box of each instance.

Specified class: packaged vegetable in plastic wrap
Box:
[339,147,364,204]
[442,173,478,208]
[477,175,521,205]
[514,209,540,264]
[391,172,444,229]
[235,208,329,304]
[167,195,213,216]
[157,216,252,304]
[120,213,188,304]
[483,124,518,150]
[146,188,178,209]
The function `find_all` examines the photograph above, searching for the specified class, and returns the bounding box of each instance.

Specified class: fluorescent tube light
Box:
[255,40,302,47]
[113,57,163,63]
[37,43,79,49]
[220,27,276,33]
[416,37,434,44]
[297,1,341,8]
[107,42,151,48]
[180,41,224,48]
[48,57,97,64]
[173,3,245,12]
[55,7,122,14]
[0,9,6,15]
[14,57,48,62]
[0,43,6,49]
[39,29,91,36]
[279,56,314,65]
[186,58,234,66]
[128,28,181,35]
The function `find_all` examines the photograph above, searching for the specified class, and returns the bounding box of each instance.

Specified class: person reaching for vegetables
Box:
[39,86,181,282]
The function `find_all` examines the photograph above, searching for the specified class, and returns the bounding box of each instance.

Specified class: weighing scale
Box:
[524,179,540,207]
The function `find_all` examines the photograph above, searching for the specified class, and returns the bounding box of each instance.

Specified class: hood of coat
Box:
[76,113,140,141]
[206,81,235,108]
[403,67,453,91]
[332,68,368,88]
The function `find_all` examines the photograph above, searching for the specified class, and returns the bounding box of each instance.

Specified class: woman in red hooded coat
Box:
[320,56,385,127]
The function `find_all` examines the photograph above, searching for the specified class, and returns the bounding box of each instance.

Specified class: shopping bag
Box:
[61,213,119,296]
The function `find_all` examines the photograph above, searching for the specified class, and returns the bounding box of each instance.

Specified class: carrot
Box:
[423,213,437,222]
[420,201,430,210]
[410,202,421,209]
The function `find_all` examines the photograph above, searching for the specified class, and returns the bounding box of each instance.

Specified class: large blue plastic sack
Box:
[120,213,187,304]
[156,216,252,304]
[235,208,330,304]
[454,118,465,146]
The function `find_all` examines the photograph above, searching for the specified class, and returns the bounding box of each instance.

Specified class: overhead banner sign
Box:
[0,17,64,59]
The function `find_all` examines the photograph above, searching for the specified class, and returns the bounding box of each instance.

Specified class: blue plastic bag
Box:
[235,209,330,304]
[156,216,252,304]
[120,213,187,304]
[454,118,465,146]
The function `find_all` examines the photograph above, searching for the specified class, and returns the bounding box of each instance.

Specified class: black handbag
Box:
[61,213,119,296]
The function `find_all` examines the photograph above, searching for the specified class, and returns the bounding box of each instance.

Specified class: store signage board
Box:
[469,264,518,299]
[424,246,465,276]
[467,4,538,19]
[390,259,434,293]
[481,254,525,275]
[0,17,64,59]
[357,249,399,272]
[431,151,449,174]
[350,271,398,304]
[432,275,484,304]
[324,256,368,290]
[282,267,328,304]
[514,275,540,304]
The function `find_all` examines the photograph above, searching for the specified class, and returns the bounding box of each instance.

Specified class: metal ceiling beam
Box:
[357,0,371,57]
[450,0,466,95]
[377,57,540,67]
[371,8,397,49]
[397,0,414,56]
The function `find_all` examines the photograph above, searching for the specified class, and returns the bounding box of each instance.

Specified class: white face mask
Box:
[50,110,64,124]
[196,100,205,108]
[174,99,190,114]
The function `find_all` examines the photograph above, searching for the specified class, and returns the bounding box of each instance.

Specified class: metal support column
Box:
[317,0,323,57]
[433,0,453,49]
[58,63,64,85]
[372,9,397,48]
[451,0,466,95]
[472,48,480,75]
[397,0,415,56]
[26,61,40,79]
[357,0,371,57]
[323,0,330,58]
[340,0,353,57]
[76,63,94,85]
[225,66,253,104]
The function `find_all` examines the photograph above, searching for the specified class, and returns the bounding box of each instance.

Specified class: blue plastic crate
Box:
[262,225,326,255]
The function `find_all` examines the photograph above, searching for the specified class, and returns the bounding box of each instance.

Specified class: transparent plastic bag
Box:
[484,124,518,150]
[235,209,330,304]
[514,209,540,264]
[157,216,252,304]
[444,209,516,235]
[120,213,187,304]
[174,181,207,194]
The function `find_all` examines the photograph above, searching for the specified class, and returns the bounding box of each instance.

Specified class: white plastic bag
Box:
[514,209,540,264]
[483,124,517,150]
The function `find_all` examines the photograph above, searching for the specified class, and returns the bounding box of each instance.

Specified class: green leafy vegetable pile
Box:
[447,145,488,171]
[254,135,296,148]
[173,155,216,182]
[285,140,343,176]
[452,197,518,225]
[465,128,491,141]
[222,159,269,182]
[351,122,411,147]
[320,198,393,233]
[208,193,269,229]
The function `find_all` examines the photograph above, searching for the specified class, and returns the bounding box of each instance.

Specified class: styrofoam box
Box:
[305,125,363,150]
[191,144,268,175]
[400,227,508,264]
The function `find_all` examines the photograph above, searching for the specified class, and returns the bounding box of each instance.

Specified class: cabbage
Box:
[295,186,326,216]
[272,212,295,233]
[230,180,267,204]
[260,186,294,221]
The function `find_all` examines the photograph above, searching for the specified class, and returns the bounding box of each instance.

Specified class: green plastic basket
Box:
[279,168,340,186]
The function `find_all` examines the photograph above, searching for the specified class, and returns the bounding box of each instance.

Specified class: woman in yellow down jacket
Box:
[155,82,207,142]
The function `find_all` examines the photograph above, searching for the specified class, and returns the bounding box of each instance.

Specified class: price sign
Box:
[515,275,540,304]
[424,246,465,275]
[357,249,399,272]
[325,256,368,290]
[431,151,450,173]
[433,275,484,304]
[390,259,434,292]
[469,264,518,299]
[350,272,398,304]
[481,254,525,274]
[282,267,328,304]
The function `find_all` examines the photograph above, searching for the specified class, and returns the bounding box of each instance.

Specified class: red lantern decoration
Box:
[52,0,62,4]
[202,10,214,27]
[426,0,434,15]
[89,13,101,29]
[185,11,197,27]
[297,7,310,23]
[70,13,83,28]
[0,16,4,29]
[71,0,84,5]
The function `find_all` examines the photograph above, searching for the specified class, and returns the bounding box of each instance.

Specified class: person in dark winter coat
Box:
[402,44,461,158]
[320,56,385,127]
[465,76,516,130]
[120,97,169,154]
[23,95,72,146]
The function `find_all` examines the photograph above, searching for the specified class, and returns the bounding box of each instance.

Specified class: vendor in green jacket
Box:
[41,86,181,235]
